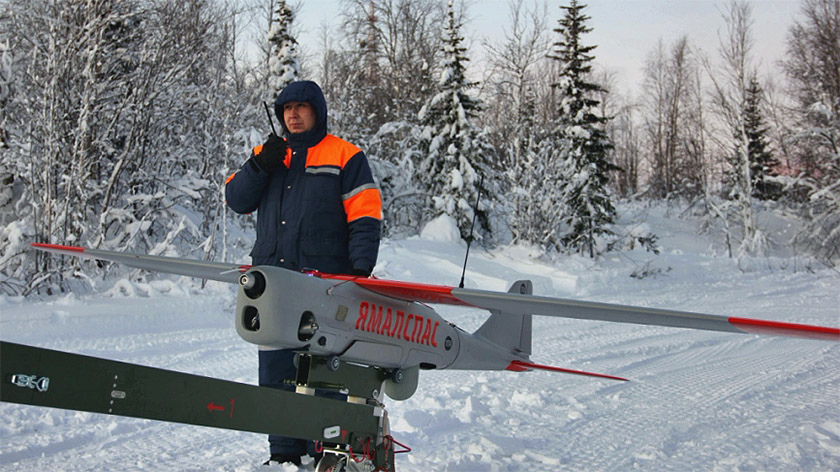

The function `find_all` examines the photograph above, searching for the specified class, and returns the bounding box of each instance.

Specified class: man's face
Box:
[283,101,316,134]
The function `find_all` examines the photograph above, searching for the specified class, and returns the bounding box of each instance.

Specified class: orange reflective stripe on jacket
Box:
[306,135,381,224]
[343,186,382,222]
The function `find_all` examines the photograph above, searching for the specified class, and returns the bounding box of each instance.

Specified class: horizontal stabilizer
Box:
[506,360,628,382]
[31,243,248,284]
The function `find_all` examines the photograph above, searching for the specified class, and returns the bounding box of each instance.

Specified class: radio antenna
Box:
[459,174,484,289]
[263,101,278,136]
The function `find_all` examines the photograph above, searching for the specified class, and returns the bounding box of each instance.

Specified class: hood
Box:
[274,81,328,149]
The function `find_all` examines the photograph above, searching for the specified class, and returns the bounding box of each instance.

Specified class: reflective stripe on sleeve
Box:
[343,186,382,222]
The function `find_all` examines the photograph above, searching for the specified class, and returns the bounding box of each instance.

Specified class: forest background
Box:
[0,0,838,295]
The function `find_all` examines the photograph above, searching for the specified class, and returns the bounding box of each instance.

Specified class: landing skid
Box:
[315,449,372,472]
[314,433,410,472]
[294,354,403,471]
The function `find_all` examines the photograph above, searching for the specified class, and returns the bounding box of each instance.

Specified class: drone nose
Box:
[240,270,267,299]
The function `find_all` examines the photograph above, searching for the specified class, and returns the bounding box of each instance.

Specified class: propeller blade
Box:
[31,243,249,284]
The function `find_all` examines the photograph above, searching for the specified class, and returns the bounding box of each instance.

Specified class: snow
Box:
[419,214,461,243]
[1,203,839,471]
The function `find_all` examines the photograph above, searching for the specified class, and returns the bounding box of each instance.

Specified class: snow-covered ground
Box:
[1,203,839,471]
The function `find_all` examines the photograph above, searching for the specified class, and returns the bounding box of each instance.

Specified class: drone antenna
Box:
[263,101,278,136]
[459,174,484,289]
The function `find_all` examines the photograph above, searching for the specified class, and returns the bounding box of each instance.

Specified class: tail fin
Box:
[473,280,533,356]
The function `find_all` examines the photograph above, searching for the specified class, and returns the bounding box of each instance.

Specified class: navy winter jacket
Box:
[225,81,381,274]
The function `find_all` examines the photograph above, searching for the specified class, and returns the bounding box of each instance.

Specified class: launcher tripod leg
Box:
[294,354,399,471]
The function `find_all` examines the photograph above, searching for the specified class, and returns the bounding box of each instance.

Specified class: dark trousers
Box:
[258,348,308,456]
[258,348,345,457]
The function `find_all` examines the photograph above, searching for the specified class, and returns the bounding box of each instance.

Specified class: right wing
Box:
[319,274,840,342]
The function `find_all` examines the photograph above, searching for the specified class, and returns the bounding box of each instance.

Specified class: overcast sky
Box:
[288,0,801,96]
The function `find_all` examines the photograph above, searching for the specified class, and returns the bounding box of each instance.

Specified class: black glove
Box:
[351,266,372,277]
[252,134,287,174]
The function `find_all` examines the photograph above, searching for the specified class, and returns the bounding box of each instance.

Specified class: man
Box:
[225,80,382,466]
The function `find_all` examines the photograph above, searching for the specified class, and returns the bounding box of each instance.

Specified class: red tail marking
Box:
[507,360,628,382]
[729,317,840,341]
[31,243,85,253]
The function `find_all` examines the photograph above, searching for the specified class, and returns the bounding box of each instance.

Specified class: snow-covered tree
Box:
[267,0,300,96]
[326,0,390,144]
[0,0,257,294]
[740,78,780,200]
[338,0,444,120]
[706,0,765,257]
[483,0,551,245]
[0,35,10,150]
[317,1,435,237]
[0,0,149,292]
[416,0,495,241]
[506,85,550,245]
[642,37,707,199]
[783,0,840,265]
[548,0,617,257]
[608,98,644,198]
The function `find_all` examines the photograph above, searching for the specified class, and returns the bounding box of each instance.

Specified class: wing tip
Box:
[31,243,86,253]
[729,317,840,341]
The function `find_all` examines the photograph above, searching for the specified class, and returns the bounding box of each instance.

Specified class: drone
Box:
[2,242,837,471]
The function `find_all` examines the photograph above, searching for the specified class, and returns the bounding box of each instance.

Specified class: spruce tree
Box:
[416,0,494,240]
[742,78,780,200]
[267,0,300,96]
[549,0,617,257]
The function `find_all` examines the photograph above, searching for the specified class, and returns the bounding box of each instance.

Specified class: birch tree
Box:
[641,37,706,199]
[0,0,253,293]
[705,0,765,256]
[483,0,550,244]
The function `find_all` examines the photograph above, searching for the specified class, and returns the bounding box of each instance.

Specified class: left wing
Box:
[320,274,840,342]
[31,243,249,284]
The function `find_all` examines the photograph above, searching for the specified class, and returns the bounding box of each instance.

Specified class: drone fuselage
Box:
[234,265,536,385]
